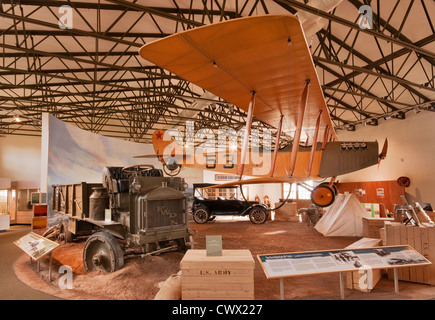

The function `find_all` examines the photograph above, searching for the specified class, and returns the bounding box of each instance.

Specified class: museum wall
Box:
[336,110,435,207]
[0,134,41,183]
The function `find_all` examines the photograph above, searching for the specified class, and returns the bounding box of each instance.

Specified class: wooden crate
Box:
[180,249,255,300]
[385,221,435,285]
[274,202,299,222]
[345,238,383,292]
[362,217,394,238]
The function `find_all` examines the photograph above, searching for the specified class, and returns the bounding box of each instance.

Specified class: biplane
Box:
[137,15,387,207]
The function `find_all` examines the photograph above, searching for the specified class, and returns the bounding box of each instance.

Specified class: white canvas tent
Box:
[315,193,371,237]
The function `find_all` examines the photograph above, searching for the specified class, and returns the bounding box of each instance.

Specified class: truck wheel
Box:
[249,207,268,224]
[176,236,192,251]
[83,232,124,273]
[59,220,73,243]
[192,206,209,224]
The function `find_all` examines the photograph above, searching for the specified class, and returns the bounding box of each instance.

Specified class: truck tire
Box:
[192,206,210,224]
[59,220,73,243]
[83,231,124,273]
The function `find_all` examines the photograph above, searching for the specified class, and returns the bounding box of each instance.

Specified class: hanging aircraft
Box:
[137,15,387,207]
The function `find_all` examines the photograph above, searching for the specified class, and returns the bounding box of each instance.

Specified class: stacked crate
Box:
[180,249,255,300]
[345,238,383,292]
[385,221,435,285]
[274,202,299,222]
[362,217,394,238]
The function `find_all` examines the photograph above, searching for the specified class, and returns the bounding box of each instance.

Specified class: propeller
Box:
[378,138,388,168]
[133,154,163,159]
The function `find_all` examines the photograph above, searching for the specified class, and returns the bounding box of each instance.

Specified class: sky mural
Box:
[47,114,157,186]
[45,115,202,225]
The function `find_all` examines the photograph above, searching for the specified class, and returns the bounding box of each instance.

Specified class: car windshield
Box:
[194,186,239,200]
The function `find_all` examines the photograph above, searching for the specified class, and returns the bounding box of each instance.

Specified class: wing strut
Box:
[322,125,330,150]
[308,110,323,176]
[289,80,310,177]
[239,91,256,179]
[270,115,284,177]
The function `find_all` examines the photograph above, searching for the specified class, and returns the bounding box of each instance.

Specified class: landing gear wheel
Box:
[318,182,338,196]
[192,206,209,224]
[249,207,268,224]
[311,185,335,207]
[83,232,124,273]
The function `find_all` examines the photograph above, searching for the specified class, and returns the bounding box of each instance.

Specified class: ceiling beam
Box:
[274,0,435,60]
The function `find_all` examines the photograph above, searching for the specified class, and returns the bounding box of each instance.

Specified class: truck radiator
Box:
[145,198,186,229]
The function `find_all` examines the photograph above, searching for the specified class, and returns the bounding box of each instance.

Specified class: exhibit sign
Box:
[206,235,223,256]
[14,232,59,261]
[257,245,431,279]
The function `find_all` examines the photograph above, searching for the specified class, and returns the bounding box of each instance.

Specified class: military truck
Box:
[52,164,193,273]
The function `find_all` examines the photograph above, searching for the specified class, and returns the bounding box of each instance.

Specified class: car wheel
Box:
[193,206,210,224]
[249,207,268,224]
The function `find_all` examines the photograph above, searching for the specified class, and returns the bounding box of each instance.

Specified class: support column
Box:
[339,272,345,300]
[280,278,285,300]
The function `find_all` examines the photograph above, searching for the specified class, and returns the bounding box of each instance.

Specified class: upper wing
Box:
[139,15,336,142]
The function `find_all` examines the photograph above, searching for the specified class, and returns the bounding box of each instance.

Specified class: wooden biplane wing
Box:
[139,14,337,155]
[138,15,384,207]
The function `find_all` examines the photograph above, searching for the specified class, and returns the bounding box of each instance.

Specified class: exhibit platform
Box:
[4,222,435,300]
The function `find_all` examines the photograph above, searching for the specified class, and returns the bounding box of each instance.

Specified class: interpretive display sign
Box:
[14,232,59,261]
[206,235,223,256]
[258,245,431,279]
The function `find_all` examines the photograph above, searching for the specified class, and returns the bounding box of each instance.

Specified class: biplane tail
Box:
[378,138,388,168]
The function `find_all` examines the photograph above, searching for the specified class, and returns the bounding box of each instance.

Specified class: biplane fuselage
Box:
[150,128,380,183]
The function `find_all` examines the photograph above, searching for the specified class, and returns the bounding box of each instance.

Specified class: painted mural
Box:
[47,114,157,187]
[46,115,202,225]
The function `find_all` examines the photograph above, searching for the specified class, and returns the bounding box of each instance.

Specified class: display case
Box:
[0,214,10,231]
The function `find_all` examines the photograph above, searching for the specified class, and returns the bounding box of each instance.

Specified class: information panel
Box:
[258,245,431,279]
[14,232,59,261]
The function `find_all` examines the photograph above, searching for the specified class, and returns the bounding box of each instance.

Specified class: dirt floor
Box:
[13,218,435,300]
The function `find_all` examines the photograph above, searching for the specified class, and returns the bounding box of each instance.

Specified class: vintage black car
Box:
[191,183,269,224]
